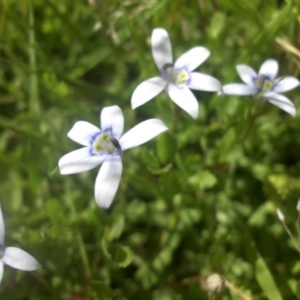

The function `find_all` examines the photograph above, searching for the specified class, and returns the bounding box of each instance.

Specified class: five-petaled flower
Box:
[222,59,299,116]
[58,105,168,208]
[131,28,222,119]
[0,204,41,284]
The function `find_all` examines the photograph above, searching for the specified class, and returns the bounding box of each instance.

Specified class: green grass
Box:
[0,0,300,299]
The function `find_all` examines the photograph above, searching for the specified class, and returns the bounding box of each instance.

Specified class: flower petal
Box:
[120,119,168,151]
[259,59,278,79]
[167,84,199,119]
[3,247,41,271]
[131,77,166,109]
[0,205,5,245]
[236,65,257,86]
[272,76,300,93]
[101,106,124,139]
[264,92,296,116]
[95,156,122,208]
[189,72,222,92]
[58,147,106,175]
[67,121,101,147]
[175,47,210,72]
[0,261,3,284]
[223,83,257,95]
[151,28,173,70]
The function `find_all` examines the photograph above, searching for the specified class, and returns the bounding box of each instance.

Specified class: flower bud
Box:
[206,273,225,295]
[297,199,300,213]
[276,208,285,222]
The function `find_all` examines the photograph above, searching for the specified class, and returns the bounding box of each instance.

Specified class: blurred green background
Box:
[1,0,300,299]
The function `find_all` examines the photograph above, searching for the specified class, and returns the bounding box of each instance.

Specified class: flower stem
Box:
[169,100,181,132]
[282,221,300,254]
[225,279,253,300]
[65,180,92,279]
[296,213,300,242]
[243,101,256,140]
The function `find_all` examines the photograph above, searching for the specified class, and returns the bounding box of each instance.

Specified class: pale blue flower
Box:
[223,59,299,116]
[131,28,222,119]
[0,205,41,284]
[59,105,168,208]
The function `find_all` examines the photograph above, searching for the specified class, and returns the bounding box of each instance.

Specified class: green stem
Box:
[66,181,92,279]
[28,0,40,115]
[283,221,300,254]
[242,98,266,154]
[175,153,188,177]
[296,213,300,242]
[225,161,236,196]
[242,101,256,141]
[169,100,181,132]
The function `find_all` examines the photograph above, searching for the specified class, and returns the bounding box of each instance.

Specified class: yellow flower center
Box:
[93,133,120,154]
[175,69,189,88]
[161,64,190,88]
[255,75,274,93]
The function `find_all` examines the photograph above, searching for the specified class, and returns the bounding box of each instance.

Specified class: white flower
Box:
[0,204,41,285]
[131,28,222,119]
[58,105,168,208]
[223,59,299,116]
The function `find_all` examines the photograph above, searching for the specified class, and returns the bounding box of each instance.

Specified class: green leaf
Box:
[207,12,226,39]
[46,199,63,224]
[19,229,41,246]
[248,201,274,227]
[188,170,218,190]
[153,248,172,272]
[267,174,298,200]
[156,133,177,165]
[91,281,114,300]
[243,2,293,59]
[150,163,172,175]
[60,77,120,101]
[114,245,134,268]
[141,148,161,170]
[255,255,283,300]
[107,215,125,240]
[219,0,262,28]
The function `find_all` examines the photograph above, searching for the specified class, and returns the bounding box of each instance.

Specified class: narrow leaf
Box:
[255,255,283,300]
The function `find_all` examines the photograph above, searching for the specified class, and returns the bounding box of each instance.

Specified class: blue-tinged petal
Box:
[189,72,222,92]
[0,261,3,284]
[120,119,168,151]
[59,147,107,175]
[236,65,257,86]
[168,84,198,119]
[175,47,210,72]
[101,106,124,140]
[264,92,296,116]
[95,156,122,209]
[223,83,257,95]
[259,59,278,79]
[272,76,300,93]
[131,77,166,109]
[3,247,41,271]
[0,205,5,245]
[151,28,173,70]
[67,121,101,146]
